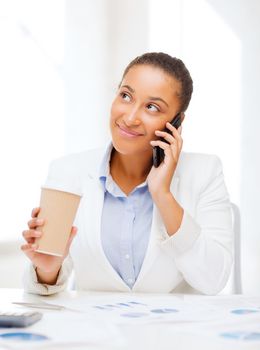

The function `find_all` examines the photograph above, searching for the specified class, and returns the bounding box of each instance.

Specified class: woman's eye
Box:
[120,92,131,102]
[147,104,159,112]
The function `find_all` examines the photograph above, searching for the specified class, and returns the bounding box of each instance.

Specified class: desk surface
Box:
[0,289,260,350]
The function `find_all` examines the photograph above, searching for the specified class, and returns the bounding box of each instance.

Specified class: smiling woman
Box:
[21,52,233,295]
[109,63,182,197]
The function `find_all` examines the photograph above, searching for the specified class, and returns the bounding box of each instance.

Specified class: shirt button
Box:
[125,254,130,259]
[127,278,133,284]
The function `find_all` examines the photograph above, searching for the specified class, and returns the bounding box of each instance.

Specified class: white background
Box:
[0,0,259,294]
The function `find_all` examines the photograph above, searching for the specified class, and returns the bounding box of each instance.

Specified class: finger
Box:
[71,226,78,235]
[64,226,78,253]
[20,242,38,253]
[22,229,42,242]
[166,122,183,142]
[68,226,78,245]
[21,243,32,251]
[150,140,171,151]
[27,218,44,229]
[155,130,176,144]
[31,207,40,218]
[166,123,183,150]
[21,243,39,261]
[150,140,176,161]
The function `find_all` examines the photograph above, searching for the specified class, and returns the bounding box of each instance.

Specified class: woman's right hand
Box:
[21,207,77,284]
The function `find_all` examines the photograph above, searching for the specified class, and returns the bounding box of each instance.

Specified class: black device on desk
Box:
[0,311,42,327]
[152,113,182,167]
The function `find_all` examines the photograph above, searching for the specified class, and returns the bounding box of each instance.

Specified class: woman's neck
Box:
[110,148,152,188]
[110,148,152,179]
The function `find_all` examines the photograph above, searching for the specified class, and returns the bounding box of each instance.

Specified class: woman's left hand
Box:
[147,122,183,198]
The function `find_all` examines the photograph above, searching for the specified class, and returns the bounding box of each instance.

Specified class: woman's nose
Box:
[124,108,141,126]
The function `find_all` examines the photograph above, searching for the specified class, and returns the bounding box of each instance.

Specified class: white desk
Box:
[1,289,260,350]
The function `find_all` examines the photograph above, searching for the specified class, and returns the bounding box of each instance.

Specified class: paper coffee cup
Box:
[35,188,81,257]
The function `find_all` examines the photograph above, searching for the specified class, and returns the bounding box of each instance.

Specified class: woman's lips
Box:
[117,124,143,138]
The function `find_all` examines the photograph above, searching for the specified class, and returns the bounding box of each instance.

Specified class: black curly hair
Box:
[121,52,193,112]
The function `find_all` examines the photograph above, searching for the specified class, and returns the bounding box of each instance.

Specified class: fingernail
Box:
[31,244,38,249]
[34,231,42,237]
[37,219,44,224]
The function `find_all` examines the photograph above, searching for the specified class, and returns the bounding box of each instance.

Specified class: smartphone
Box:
[152,113,182,168]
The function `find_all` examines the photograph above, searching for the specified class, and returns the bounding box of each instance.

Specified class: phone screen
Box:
[152,113,182,168]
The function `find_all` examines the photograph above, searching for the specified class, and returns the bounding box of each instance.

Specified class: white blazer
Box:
[24,147,233,295]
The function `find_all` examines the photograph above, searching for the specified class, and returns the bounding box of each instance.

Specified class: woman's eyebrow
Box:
[121,84,135,93]
[148,96,169,107]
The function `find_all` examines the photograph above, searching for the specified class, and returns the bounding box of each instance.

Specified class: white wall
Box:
[0,242,26,288]
[207,0,260,294]
[64,0,110,152]
[64,0,149,153]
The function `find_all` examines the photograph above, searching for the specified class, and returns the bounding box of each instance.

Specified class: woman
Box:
[21,52,233,295]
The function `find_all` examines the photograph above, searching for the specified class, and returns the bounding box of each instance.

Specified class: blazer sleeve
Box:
[160,155,233,295]
[23,255,73,295]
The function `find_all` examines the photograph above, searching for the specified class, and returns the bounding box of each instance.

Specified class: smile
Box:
[117,124,143,138]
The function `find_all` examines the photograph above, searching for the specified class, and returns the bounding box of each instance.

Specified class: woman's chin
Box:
[112,139,152,157]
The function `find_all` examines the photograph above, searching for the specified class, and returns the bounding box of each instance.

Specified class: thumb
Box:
[68,226,77,246]
[64,226,78,257]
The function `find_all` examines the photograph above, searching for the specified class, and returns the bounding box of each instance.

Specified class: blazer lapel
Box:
[133,175,180,289]
[86,176,130,291]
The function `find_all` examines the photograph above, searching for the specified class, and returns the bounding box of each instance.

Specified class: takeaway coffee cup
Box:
[35,188,81,257]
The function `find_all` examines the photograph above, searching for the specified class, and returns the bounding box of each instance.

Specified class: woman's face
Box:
[110,64,181,156]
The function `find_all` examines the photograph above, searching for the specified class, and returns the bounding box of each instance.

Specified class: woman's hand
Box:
[147,122,183,198]
[21,207,77,283]
[147,123,184,235]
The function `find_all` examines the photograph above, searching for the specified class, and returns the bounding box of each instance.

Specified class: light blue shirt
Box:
[99,144,153,289]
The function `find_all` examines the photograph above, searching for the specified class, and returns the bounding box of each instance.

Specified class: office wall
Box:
[64,0,149,153]
[207,0,260,294]
[0,242,25,288]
